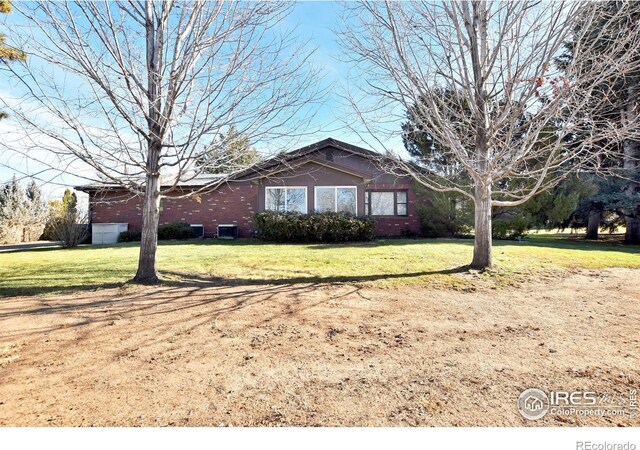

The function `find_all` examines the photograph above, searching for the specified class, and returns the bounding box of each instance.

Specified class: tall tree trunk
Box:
[134,171,161,283]
[468,3,492,270]
[586,209,601,240]
[471,182,492,269]
[133,2,164,284]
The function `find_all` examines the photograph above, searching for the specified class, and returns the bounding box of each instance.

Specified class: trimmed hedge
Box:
[158,222,197,240]
[254,211,375,243]
[118,222,197,242]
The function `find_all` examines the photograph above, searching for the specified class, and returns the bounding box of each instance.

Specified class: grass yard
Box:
[0,236,638,426]
[0,235,638,297]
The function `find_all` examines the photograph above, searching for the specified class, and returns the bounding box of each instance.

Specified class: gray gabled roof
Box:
[229,137,383,180]
[76,138,383,192]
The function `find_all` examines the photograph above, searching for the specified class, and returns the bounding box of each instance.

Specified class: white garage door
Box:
[92,223,128,245]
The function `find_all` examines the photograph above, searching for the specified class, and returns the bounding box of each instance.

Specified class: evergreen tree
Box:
[197,125,260,175]
[62,188,78,213]
[558,1,640,243]
[42,188,79,241]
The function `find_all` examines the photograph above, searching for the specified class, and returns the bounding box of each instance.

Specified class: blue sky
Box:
[0,2,406,200]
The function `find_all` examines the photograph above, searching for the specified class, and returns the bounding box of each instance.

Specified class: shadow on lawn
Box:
[0,282,127,298]
[0,280,334,343]
[0,267,473,343]
[160,265,471,287]
[494,236,640,254]
[0,265,470,298]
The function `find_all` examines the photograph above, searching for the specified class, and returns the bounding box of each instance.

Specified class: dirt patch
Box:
[0,268,638,426]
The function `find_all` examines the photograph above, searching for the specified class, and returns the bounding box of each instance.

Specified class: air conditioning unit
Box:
[190,224,204,238]
[217,224,238,239]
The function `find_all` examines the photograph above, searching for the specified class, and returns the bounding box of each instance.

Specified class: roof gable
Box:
[233,137,382,181]
[76,138,385,192]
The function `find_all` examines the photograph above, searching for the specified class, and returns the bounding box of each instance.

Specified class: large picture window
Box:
[365,191,408,216]
[314,186,357,214]
[265,187,307,213]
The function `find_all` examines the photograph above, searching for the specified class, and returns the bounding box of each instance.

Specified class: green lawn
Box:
[0,236,638,297]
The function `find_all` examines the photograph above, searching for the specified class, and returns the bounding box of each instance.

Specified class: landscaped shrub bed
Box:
[118,222,196,242]
[118,230,142,242]
[157,222,197,240]
[254,211,375,243]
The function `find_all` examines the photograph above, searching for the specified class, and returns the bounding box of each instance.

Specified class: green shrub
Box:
[118,222,196,242]
[415,186,473,237]
[492,211,532,240]
[118,230,142,242]
[158,222,197,240]
[254,211,375,243]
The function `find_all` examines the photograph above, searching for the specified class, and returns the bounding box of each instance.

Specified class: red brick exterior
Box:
[90,183,258,238]
[90,182,422,238]
[87,144,427,239]
[365,182,421,236]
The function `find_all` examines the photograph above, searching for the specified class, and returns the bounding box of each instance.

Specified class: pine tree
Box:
[197,125,260,175]
[42,188,79,242]
[403,92,592,239]
[559,1,640,243]
[24,180,48,241]
[62,188,78,214]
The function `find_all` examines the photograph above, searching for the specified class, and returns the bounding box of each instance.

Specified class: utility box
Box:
[92,223,128,244]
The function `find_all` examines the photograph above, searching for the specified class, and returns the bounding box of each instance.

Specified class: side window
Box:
[370,191,394,215]
[365,190,408,216]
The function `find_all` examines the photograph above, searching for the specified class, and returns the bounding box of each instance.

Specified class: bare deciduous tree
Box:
[340,1,640,268]
[0,0,322,282]
[49,208,89,249]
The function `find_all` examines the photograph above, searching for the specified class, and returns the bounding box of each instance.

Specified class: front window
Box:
[366,191,408,216]
[265,187,307,213]
[314,186,357,214]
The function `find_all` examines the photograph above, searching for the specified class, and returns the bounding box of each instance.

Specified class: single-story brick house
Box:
[76,138,424,242]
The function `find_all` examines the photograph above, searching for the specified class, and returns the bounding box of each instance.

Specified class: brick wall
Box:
[89,180,424,239]
[90,183,258,238]
[365,182,422,236]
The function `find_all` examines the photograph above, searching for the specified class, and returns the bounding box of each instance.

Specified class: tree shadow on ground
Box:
[0,267,474,344]
[0,282,127,298]
[496,236,640,253]
[160,266,470,287]
[0,265,471,338]
[0,262,471,298]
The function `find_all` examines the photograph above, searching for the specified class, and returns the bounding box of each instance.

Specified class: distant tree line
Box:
[0,179,86,247]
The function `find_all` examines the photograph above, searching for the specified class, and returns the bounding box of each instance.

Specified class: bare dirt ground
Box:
[1,268,639,427]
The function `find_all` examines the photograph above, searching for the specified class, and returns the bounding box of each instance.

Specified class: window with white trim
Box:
[265,186,307,213]
[314,186,357,214]
[365,190,408,216]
